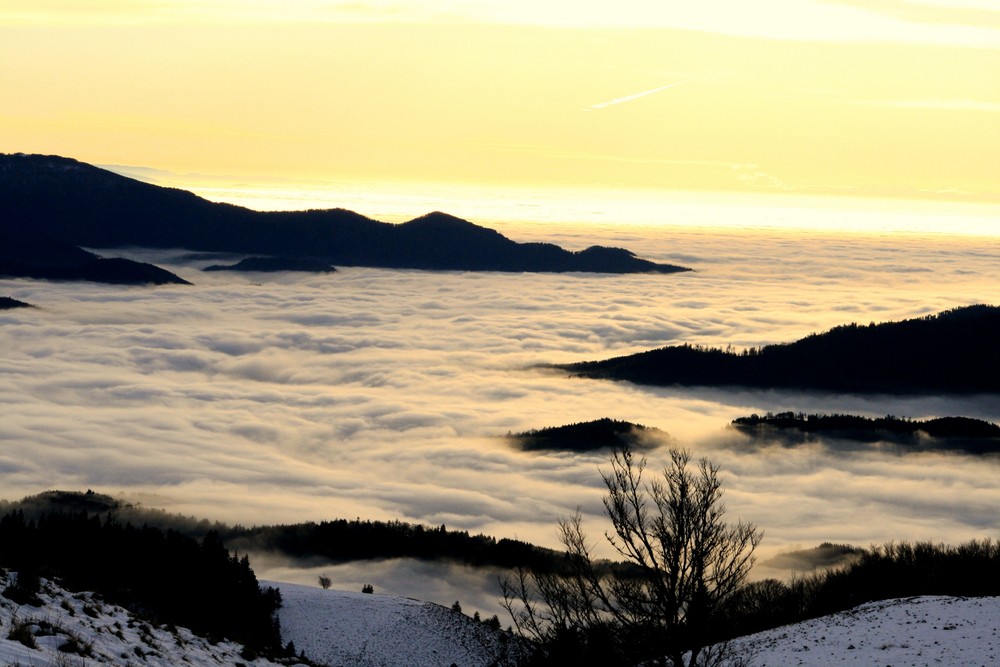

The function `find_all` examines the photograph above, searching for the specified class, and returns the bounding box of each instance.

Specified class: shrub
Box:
[58,633,94,657]
[8,620,37,649]
[3,570,42,606]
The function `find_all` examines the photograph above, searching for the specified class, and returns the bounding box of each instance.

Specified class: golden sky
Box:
[2,0,999,202]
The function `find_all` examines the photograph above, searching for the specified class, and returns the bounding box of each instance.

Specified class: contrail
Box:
[587,80,686,110]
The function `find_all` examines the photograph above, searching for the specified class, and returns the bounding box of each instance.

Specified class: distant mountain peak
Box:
[406,211,468,224]
[0,154,692,274]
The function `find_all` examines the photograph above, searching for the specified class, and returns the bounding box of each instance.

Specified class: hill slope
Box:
[723,595,1000,666]
[560,305,1000,393]
[271,581,524,667]
[4,573,997,667]
[0,235,189,284]
[0,572,293,667]
[0,153,689,274]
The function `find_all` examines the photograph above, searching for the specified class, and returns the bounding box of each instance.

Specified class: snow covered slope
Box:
[0,572,292,667]
[3,571,998,667]
[270,580,524,667]
[726,595,1000,666]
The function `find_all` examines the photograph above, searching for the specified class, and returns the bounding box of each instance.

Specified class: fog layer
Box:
[2,212,998,584]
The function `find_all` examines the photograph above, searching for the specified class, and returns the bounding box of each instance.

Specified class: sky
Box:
[2,0,999,203]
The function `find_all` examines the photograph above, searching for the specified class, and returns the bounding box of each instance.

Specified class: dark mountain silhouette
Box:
[507,418,668,452]
[204,256,336,273]
[0,296,33,309]
[0,235,190,285]
[732,412,1000,454]
[559,305,1000,394]
[0,153,690,274]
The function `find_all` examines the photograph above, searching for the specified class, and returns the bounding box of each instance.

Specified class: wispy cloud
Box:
[820,0,1000,30]
[850,97,1000,112]
[586,81,686,111]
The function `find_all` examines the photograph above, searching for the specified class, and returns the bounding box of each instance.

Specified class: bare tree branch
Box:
[501,446,762,667]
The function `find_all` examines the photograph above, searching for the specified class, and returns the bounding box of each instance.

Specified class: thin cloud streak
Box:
[850,97,1000,112]
[586,81,686,110]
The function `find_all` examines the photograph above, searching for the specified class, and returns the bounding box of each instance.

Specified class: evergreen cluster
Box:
[733,412,1000,452]
[508,418,663,452]
[0,509,283,653]
[233,518,560,571]
[724,539,1000,640]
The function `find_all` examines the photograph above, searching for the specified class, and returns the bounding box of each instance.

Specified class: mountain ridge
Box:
[559,305,1000,393]
[0,235,190,285]
[0,153,690,274]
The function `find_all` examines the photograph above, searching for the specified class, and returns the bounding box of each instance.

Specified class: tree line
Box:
[3,490,565,572]
[0,509,284,654]
[229,518,562,572]
[562,305,1000,393]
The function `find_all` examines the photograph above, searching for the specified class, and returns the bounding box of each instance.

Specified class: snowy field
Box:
[2,571,999,666]
[270,580,523,667]
[728,595,1000,667]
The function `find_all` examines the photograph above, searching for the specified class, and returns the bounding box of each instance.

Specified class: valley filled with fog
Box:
[1,201,998,612]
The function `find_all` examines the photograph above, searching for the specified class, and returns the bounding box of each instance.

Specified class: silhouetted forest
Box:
[528,537,1000,658]
[722,540,1000,640]
[0,296,33,309]
[561,305,1000,393]
[0,504,283,653]
[2,491,564,573]
[732,412,1000,453]
[0,153,690,274]
[507,418,666,452]
[228,519,563,571]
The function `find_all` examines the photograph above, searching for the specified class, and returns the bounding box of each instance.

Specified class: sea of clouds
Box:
[1,212,998,614]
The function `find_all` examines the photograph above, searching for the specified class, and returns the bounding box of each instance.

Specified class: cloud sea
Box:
[1,196,998,610]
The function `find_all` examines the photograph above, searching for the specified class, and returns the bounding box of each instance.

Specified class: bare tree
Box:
[318,574,332,590]
[501,447,762,667]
